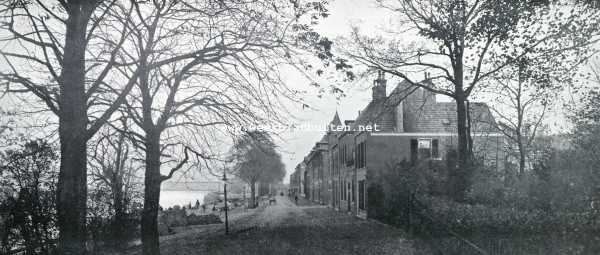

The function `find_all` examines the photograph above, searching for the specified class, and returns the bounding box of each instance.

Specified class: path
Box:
[131,196,422,254]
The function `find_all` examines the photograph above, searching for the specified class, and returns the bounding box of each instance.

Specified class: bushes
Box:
[367,159,431,227]
[0,140,58,254]
[367,149,599,237]
[158,208,222,234]
[417,195,599,235]
[466,147,593,213]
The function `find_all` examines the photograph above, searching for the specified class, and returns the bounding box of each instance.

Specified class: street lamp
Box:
[222,170,229,234]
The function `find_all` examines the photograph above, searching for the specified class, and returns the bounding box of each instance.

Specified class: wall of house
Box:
[355,132,368,217]
[338,132,355,212]
[318,142,331,206]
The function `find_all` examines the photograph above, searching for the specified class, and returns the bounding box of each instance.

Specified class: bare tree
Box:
[485,59,550,177]
[341,0,599,198]
[0,1,143,253]
[89,120,142,251]
[108,1,328,253]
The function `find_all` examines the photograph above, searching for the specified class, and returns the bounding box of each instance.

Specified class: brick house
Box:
[291,72,505,218]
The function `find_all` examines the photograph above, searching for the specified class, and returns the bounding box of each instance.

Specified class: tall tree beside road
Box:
[0,1,140,253]
[230,131,285,208]
[108,1,330,254]
[341,0,600,199]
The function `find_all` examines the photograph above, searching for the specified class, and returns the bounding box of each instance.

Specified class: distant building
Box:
[292,72,505,218]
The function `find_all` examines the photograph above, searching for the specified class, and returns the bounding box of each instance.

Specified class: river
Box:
[160,190,207,208]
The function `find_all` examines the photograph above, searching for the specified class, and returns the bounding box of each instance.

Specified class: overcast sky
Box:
[274,0,582,184]
[0,0,586,185]
[275,0,396,183]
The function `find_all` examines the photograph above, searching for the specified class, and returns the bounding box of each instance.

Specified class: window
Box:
[356,142,366,168]
[342,181,346,200]
[346,146,354,166]
[351,181,355,202]
[432,139,439,158]
[418,139,432,159]
[358,180,365,210]
[347,182,351,202]
[410,139,418,162]
[412,138,440,160]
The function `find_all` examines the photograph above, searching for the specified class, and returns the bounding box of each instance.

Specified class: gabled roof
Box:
[408,101,498,133]
[330,111,342,126]
[350,79,499,133]
[350,80,417,131]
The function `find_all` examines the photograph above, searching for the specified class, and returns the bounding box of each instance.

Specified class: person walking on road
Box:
[294,195,298,205]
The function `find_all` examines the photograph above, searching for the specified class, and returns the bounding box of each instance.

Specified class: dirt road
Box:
[135,196,420,255]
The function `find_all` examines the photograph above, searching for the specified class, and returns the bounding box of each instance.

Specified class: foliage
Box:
[0,140,58,254]
[367,159,432,227]
[467,145,592,213]
[417,195,599,235]
[230,131,286,186]
[571,90,600,200]
[158,208,221,230]
[446,149,480,201]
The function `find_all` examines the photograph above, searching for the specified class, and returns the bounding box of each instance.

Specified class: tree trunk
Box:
[112,135,127,250]
[56,5,91,254]
[112,180,126,250]
[141,132,162,255]
[453,55,472,200]
[455,93,470,170]
[518,136,526,176]
[57,131,88,254]
[250,182,256,208]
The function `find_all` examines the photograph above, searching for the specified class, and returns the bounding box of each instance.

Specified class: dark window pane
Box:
[410,139,418,162]
[358,180,365,210]
[432,139,439,158]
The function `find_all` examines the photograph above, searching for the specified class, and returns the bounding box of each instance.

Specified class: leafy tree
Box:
[572,89,600,207]
[230,131,285,208]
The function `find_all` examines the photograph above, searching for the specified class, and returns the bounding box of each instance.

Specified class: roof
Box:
[330,111,342,126]
[408,101,498,133]
[349,79,498,133]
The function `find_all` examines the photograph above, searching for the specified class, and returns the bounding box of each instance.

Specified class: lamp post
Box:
[222,170,229,234]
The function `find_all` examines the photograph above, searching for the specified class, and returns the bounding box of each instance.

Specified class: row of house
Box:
[290,72,506,218]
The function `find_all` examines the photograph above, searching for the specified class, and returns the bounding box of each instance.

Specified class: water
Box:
[160,190,207,208]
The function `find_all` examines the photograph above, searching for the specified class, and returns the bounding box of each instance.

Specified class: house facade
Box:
[290,72,505,218]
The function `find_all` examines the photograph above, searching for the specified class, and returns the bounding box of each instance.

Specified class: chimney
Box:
[372,70,387,101]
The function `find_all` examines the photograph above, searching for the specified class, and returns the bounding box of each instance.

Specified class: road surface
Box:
[134,196,421,254]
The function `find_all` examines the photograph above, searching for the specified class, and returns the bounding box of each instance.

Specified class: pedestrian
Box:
[294,195,298,205]
[202,204,206,214]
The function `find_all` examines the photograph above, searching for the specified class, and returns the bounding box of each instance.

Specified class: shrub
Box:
[367,159,430,227]
[0,140,58,254]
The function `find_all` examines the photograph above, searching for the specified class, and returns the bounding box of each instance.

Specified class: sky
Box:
[275,0,391,184]
[0,0,590,186]
[273,0,585,184]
